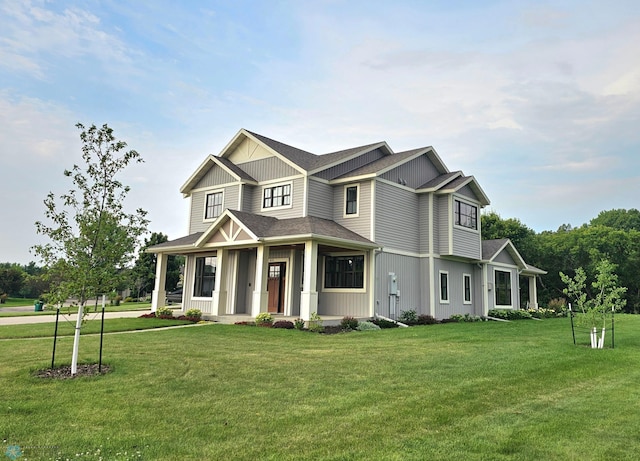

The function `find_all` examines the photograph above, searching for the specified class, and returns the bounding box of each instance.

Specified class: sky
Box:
[1,0,639,265]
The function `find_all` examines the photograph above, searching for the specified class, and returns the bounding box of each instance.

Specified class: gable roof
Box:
[435,175,491,206]
[481,238,527,267]
[180,154,257,196]
[147,210,378,254]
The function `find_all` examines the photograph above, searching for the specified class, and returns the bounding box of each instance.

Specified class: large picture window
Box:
[455,200,477,230]
[263,183,291,209]
[193,256,216,298]
[439,271,449,303]
[345,185,358,216]
[205,191,223,220]
[324,255,364,289]
[495,270,512,306]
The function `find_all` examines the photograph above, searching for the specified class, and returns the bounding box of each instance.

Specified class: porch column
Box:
[529,276,539,310]
[212,248,228,316]
[251,245,270,317]
[482,264,489,317]
[299,240,318,321]
[151,252,168,312]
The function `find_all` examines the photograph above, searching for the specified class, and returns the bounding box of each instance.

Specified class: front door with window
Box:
[267,262,286,313]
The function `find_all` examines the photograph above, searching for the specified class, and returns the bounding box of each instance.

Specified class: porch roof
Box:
[147,210,378,253]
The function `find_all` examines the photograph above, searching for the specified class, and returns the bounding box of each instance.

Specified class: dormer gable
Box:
[180,155,256,197]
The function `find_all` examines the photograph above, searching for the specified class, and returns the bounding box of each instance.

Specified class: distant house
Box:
[148,129,545,320]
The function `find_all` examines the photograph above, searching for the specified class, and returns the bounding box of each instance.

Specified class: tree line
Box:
[482,208,640,313]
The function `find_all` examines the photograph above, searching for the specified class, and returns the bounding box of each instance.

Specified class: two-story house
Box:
[148,129,544,321]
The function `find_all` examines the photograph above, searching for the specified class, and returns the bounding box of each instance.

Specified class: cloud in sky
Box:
[1,0,639,264]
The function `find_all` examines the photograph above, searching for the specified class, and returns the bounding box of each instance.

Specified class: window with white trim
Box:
[263,183,291,209]
[454,199,478,230]
[204,191,223,220]
[324,255,364,289]
[439,271,449,303]
[193,256,216,298]
[345,184,358,216]
[495,270,511,306]
[463,273,472,304]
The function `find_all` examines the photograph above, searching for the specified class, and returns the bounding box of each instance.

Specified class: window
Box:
[454,200,477,230]
[204,191,223,220]
[263,183,291,209]
[193,256,216,298]
[495,270,512,306]
[324,255,364,289]
[439,271,449,303]
[345,185,358,216]
[463,273,472,304]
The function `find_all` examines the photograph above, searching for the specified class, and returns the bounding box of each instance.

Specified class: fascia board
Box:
[329,173,377,185]
[263,234,380,250]
[194,210,260,247]
[425,147,450,174]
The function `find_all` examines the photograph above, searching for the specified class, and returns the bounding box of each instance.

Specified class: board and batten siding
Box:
[313,147,387,180]
[493,249,517,265]
[192,164,235,189]
[333,180,372,240]
[374,181,419,253]
[456,184,477,201]
[236,156,300,182]
[374,252,421,318]
[432,258,479,319]
[251,177,305,218]
[307,178,334,219]
[380,155,441,189]
[189,184,240,233]
[241,184,254,212]
[317,291,370,317]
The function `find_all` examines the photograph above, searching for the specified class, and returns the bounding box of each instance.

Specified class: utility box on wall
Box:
[389,272,398,295]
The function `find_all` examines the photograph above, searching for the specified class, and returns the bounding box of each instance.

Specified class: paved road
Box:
[0,307,153,326]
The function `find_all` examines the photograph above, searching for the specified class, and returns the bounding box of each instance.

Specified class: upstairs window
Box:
[345,185,358,216]
[455,199,477,230]
[204,191,223,220]
[193,256,216,298]
[325,255,364,289]
[263,183,291,209]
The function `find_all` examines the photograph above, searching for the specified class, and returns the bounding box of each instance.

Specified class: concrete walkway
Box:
[0,307,152,326]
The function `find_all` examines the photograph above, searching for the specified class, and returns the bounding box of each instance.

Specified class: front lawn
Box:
[0,301,153,317]
[1,316,640,460]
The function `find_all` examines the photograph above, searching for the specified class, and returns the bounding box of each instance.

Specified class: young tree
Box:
[33,123,149,374]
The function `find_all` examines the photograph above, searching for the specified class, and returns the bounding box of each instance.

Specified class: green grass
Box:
[2,317,640,460]
[0,297,38,307]
[0,317,196,339]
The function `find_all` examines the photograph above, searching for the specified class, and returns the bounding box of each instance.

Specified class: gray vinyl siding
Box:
[433,258,479,319]
[418,194,431,254]
[251,177,305,218]
[334,180,372,240]
[436,196,450,254]
[314,147,387,180]
[189,184,240,233]
[374,181,419,253]
[452,227,482,259]
[193,165,235,189]
[374,252,421,318]
[241,185,254,212]
[290,250,303,316]
[234,250,254,314]
[493,249,516,265]
[307,178,333,219]
[381,155,441,189]
[457,184,477,201]
[236,156,300,182]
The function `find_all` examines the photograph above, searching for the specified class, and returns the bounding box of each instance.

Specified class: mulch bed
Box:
[33,363,112,379]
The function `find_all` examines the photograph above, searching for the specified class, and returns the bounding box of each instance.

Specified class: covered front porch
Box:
[148,210,379,321]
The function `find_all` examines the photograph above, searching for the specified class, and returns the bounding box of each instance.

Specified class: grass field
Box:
[0,299,153,317]
[1,316,640,460]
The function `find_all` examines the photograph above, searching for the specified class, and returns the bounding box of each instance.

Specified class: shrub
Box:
[371,318,399,329]
[185,308,202,321]
[416,314,438,325]
[156,306,173,318]
[356,321,381,331]
[399,309,418,325]
[273,320,295,329]
[308,312,324,333]
[234,321,255,326]
[488,309,532,320]
[294,318,305,330]
[124,296,133,303]
[450,313,483,322]
[340,316,359,330]
[255,312,273,326]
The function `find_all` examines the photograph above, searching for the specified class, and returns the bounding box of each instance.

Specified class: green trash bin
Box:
[34,301,43,312]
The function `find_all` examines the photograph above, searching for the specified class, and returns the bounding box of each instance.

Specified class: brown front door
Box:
[267,262,286,313]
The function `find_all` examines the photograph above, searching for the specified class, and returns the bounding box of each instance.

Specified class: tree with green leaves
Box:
[130,232,183,298]
[33,123,149,375]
